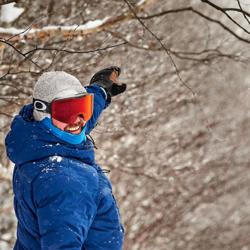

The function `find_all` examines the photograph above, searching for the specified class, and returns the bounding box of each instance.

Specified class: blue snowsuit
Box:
[5,85,124,250]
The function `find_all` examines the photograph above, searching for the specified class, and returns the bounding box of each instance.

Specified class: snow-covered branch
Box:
[0,0,152,41]
[0,19,108,37]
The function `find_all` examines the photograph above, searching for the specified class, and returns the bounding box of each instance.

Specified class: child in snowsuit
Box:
[5,67,126,250]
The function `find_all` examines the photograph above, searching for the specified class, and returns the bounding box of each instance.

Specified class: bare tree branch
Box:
[236,0,250,25]
[0,39,43,69]
[123,0,195,95]
[201,0,250,35]
[0,0,154,41]
[108,30,242,62]
[6,16,47,42]
[140,7,250,44]
[23,41,127,56]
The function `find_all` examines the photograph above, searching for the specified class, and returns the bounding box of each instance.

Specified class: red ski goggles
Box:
[33,94,94,124]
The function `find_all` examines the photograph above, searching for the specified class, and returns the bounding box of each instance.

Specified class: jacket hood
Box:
[5,104,95,165]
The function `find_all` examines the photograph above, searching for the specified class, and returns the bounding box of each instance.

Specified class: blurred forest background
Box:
[1,0,250,249]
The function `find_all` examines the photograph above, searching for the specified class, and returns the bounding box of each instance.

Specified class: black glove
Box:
[89,66,126,97]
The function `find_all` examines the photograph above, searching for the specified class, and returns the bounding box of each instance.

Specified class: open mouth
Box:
[65,125,81,132]
[64,119,86,134]
[64,126,82,134]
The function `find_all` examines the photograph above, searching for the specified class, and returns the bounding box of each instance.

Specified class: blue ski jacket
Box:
[5,85,124,250]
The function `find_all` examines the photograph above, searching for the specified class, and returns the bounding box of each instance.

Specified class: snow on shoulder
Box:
[49,155,63,163]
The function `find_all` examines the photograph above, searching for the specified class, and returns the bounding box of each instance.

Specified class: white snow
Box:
[33,19,106,32]
[101,187,111,196]
[41,167,53,173]
[50,155,63,162]
[137,0,146,5]
[121,134,136,147]
[0,3,24,23]
[0,17,109,35]
[0,27,23,34]
[78,19,108,29]
[0,0,146,35]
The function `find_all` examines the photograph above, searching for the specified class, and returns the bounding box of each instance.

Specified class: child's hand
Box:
[89,66,126,97]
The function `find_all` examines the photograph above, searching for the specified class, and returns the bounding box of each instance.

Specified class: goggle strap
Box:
[33,98,51,113]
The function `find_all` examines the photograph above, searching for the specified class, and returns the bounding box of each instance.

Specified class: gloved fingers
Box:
[110,66,121,77]
[110,71,120,83]
[90,66,121,85]
[101,66,121,76]
[89,66,126,97]
[110,83,127,96]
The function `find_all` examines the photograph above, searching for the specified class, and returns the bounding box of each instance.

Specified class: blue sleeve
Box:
[84,84,111,134]
[33,165,98,250]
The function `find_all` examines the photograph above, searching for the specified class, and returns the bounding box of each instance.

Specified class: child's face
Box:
[53,116,86,134]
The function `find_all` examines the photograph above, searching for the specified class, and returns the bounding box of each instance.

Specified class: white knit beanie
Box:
[33,71,87,121]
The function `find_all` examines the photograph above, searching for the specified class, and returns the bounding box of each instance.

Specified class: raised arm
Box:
[84,84,109,134]
[84,66,126,135]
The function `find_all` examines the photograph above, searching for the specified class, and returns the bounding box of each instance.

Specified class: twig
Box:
[7,16,47,42]
[123,0,195,95]
[108,30,241,62]
[140,7,250,44]
[24,41,127,56]
[236,0,250,25]
[123,0,225,142]
[201,0,250,35]
[0,39,43,69]
[0,0,153,41]
[0,111,13,118]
